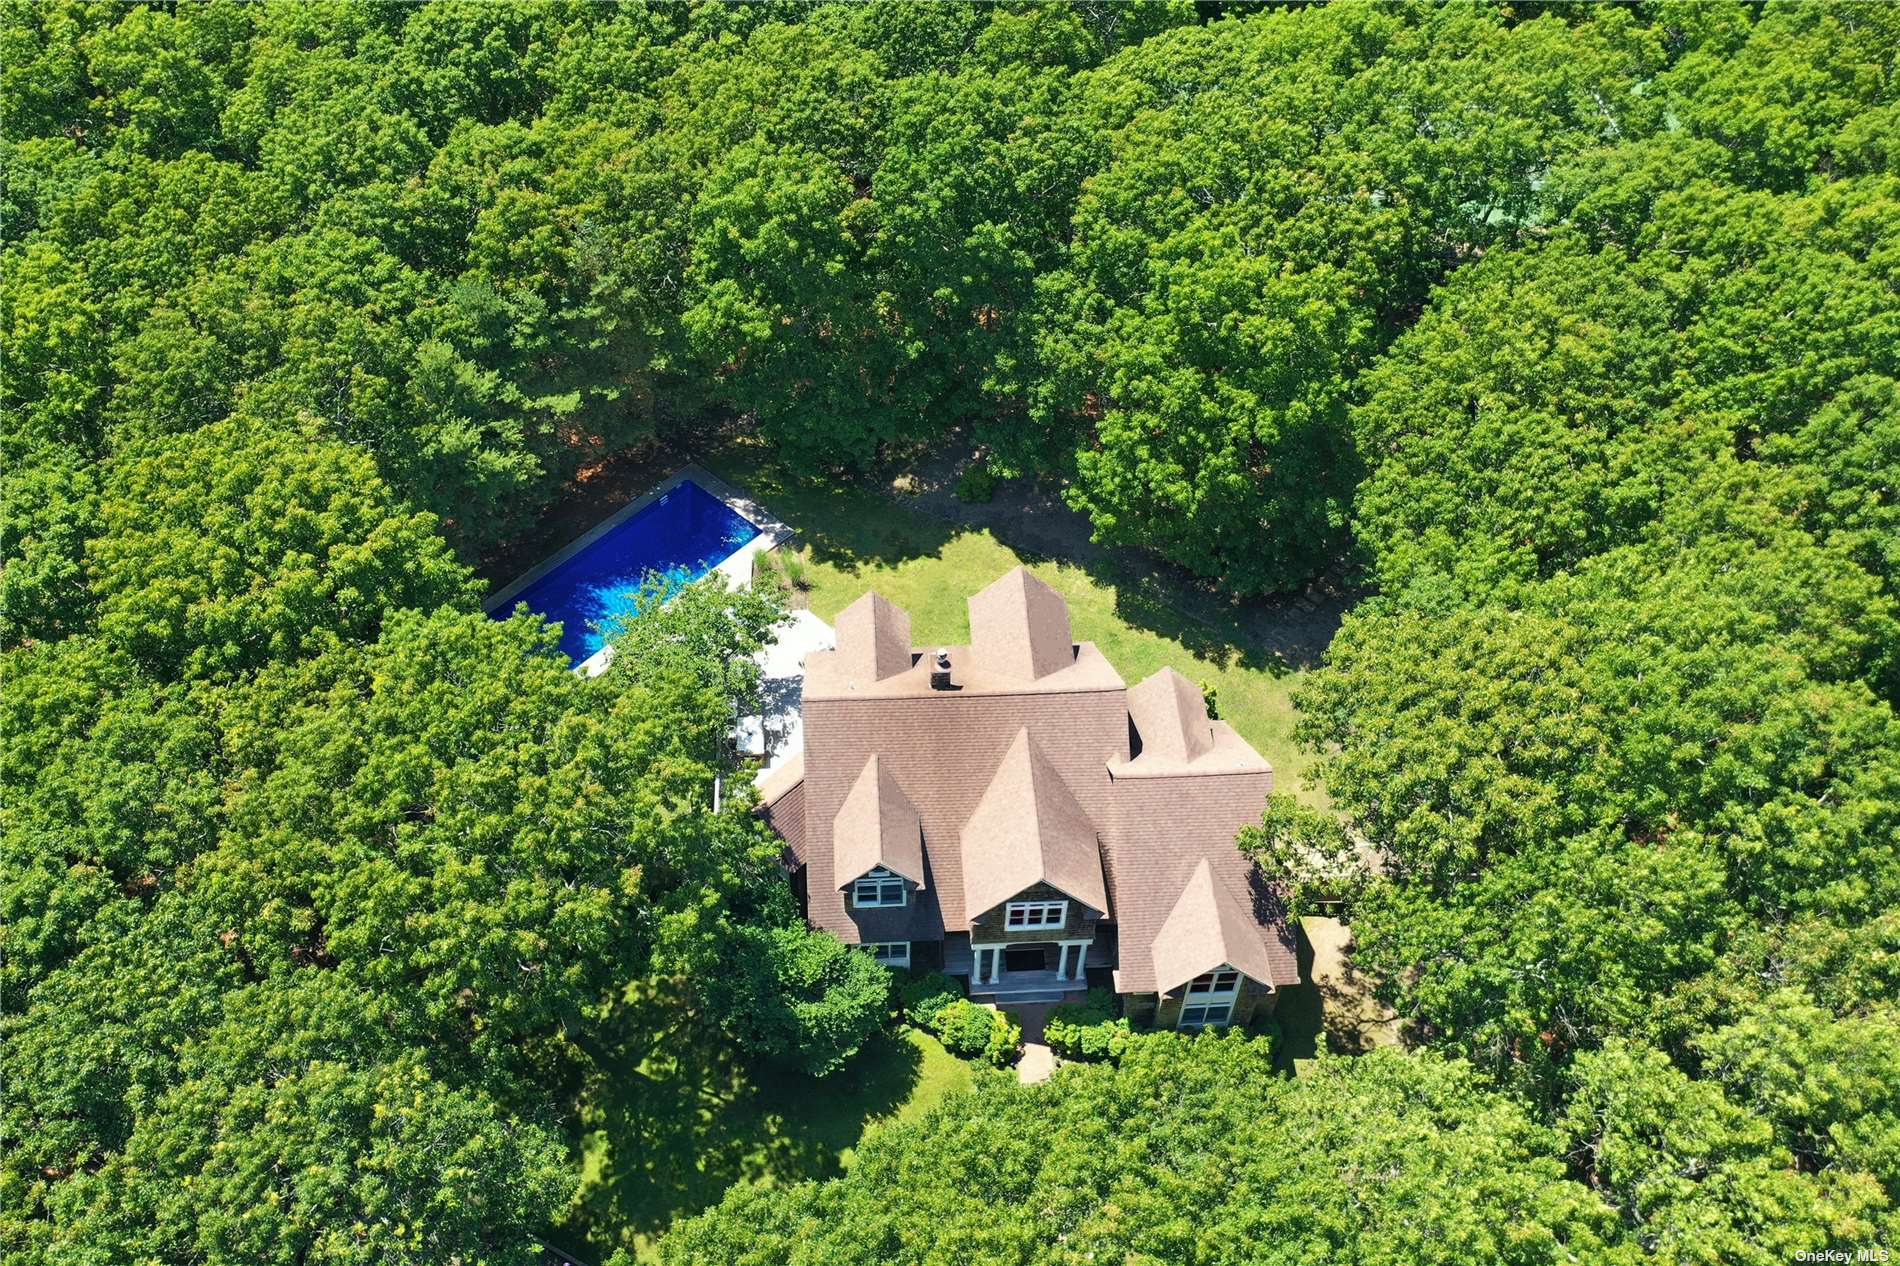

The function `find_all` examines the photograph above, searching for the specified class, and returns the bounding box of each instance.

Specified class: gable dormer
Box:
[1150,859,1279,1004]
[960,727,1109,927]
[834,755,926,909]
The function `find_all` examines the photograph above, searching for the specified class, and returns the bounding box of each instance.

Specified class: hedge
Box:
[1043,989,1131,1062]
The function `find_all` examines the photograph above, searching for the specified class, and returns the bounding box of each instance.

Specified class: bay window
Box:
[1179,965,1242,1030]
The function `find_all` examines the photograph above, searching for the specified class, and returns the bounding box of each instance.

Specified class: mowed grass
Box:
[705,435,1322,801]
[566,1027,972,1263]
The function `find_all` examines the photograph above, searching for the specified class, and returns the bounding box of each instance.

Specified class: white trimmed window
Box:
[852,867,906,908]
[863,942,911,968]
[1179,1000,1234,1029]
[1187,968,1240,997]
[1179,966,1241,1030]
[1005,899,1067,930]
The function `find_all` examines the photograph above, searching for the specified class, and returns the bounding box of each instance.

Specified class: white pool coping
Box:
[483,464,794,677]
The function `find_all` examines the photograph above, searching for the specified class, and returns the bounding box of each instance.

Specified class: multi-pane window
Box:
[1179,1000,1234,1029]
[853,867,906,908]
[863,942,910,968]
[1004,900,1067,930]
[1187,968,1240,996]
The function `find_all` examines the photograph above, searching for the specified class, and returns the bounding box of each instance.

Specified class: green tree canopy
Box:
[90,415,480,681]
[663,1038,1633,1266]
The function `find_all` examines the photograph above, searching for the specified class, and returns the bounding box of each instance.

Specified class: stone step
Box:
[975,991,1071,1005]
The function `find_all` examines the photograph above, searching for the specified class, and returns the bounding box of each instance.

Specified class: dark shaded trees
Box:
[662,1038,1636,1266]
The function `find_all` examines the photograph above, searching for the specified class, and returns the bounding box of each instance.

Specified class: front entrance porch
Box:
[945,937,1093,1002]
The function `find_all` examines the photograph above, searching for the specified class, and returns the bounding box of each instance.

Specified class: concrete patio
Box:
[739,606,835,777]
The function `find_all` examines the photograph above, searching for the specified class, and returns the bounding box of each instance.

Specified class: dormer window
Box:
[1005,899,1066,930]
[853,867,907,908]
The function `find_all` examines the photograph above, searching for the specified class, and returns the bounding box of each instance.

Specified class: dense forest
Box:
[3,1,1898,1264]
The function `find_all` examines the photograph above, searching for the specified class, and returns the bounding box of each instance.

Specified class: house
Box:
[756,567,1300,1028]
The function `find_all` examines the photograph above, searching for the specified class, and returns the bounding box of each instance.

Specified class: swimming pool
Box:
[489,478,763,666]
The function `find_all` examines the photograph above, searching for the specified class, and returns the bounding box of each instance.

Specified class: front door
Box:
[1003,946,1047,974]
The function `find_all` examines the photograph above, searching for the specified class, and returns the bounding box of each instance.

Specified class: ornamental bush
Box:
[895,971,963,1028]
[1044,990,1131,1063]
[953,460,998,504]
[983,1010,1025,1068]
[931,999,1021,1067]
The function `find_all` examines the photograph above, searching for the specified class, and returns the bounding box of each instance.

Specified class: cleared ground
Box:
[496,428,1361,1257]
[726,437,1340,805]
[1272,917,1405,1074]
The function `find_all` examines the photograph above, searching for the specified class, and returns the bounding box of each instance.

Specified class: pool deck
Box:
[737,607,836,775]
[483,464,795,677]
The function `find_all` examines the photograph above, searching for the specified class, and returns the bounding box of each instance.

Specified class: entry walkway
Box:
[999,1002,1057,1084]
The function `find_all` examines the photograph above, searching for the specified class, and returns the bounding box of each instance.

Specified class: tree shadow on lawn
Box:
[484,418,1344,682]
[565,1027,924,1260]
[1076,550,1347,679]
[1273,917,1404,1076]
[873,425,1354,676]
[706,435,957,576]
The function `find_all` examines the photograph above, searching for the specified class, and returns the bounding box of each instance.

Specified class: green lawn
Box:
[564,1027,971,1263]
[701,435,1324,802]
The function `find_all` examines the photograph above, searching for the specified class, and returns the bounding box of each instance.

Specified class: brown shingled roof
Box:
[961,727,1110,922]
[834,590,913,685]
[1149,858,1286,993]
[773,567,1298,994]
[832,755,926,890]
[968,567,1074,681]
[1126,667,1215,763]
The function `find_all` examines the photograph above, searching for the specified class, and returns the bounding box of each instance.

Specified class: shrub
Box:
[931,999,1021,1067]
[1246,1011,1285,1061]
[780,552,811,592]
[717,926,893,1078]
[983,1011,1024,1068]
[1044,989,1130,1062]
[931,999,994,1057]
[1047,988,1117,1028]
[896,971,964,1027]
[954,460,997,504]
[1048,1017,1131,1062]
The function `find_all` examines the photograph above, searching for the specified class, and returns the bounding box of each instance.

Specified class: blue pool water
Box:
[493,480,761,665]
